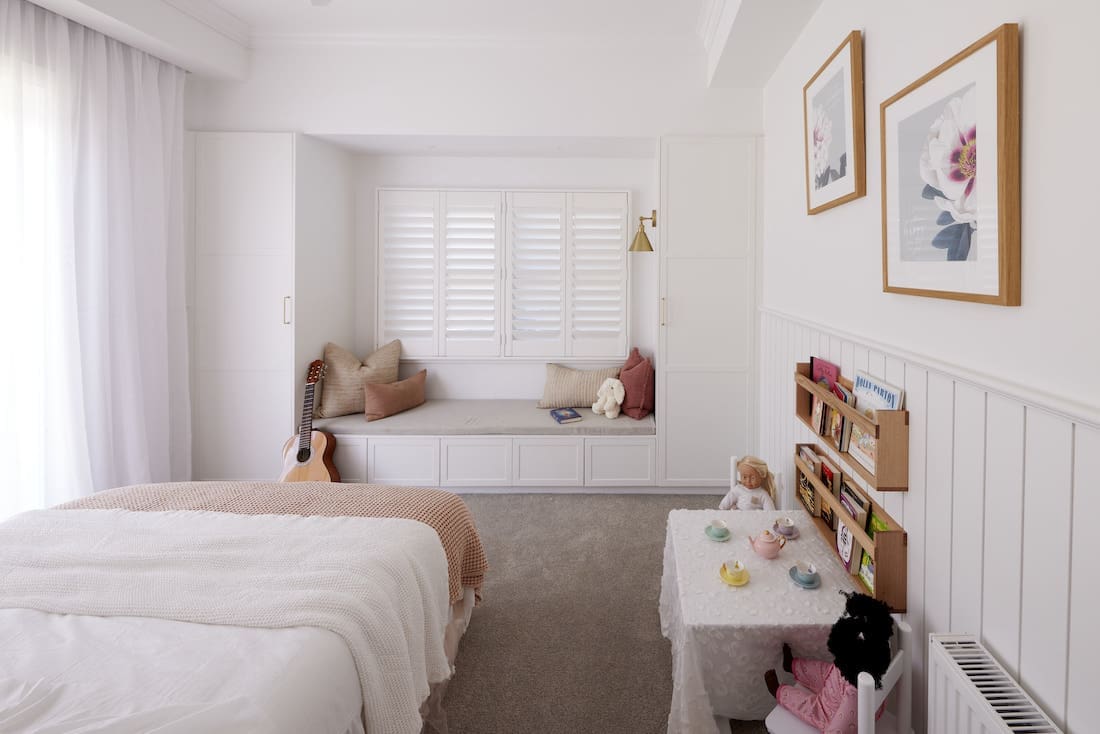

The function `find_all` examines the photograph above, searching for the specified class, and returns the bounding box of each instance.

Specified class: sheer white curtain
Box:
[0,0,190,517]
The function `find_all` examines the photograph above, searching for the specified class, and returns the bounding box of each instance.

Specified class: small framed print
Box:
[804,30,866,214]
[881,24,1021,305]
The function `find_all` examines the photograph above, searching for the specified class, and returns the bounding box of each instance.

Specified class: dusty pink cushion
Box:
[364,370,427,422]
[620,348,654,420]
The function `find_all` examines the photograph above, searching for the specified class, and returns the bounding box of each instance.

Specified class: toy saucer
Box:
[788,565,821,589]
[773,521,800,540]
[774,521,800,539]
[704,525,731,542]
[720,563,750,587]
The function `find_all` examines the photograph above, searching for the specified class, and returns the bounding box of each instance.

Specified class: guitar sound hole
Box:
[297,448,311,463]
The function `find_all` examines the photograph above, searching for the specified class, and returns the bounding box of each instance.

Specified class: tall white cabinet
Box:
[191,132,355,480]
[657,137,757,485]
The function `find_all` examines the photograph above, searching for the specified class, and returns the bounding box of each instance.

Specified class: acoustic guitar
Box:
[279,359,341,482]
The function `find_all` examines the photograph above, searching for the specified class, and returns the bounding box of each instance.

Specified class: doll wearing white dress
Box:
[719,455,777,511]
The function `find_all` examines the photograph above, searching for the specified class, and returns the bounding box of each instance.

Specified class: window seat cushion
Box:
[314,399,655,437]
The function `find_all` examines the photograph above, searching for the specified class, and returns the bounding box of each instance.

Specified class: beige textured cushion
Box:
[536,363,621,409]
[364,369,427,422]
[316,340,401,418]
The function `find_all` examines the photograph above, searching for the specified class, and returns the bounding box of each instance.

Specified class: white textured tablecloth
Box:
[659,509,857,730]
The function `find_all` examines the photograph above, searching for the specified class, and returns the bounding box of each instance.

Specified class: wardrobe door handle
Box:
[283,296,292,325]
[660,297,667,327]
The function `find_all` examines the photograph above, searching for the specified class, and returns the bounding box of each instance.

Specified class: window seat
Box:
[313,399,657,488]
[314,399,655,437]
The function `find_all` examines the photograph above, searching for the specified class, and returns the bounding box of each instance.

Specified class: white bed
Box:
[0,507,476,734]
[0,610,364,733]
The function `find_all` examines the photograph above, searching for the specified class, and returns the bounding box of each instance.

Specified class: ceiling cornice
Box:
[162,0,250,46]
[696,0,727,55]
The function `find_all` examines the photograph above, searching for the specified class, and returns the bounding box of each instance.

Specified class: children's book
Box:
[810,356,840,389]
[857,549,875,593]
[812,395,828,434]
[819,457,838,492]
[836,522,864,574]
[797,472,816,514]
[866,511,889,539]
[820,499,837,531]
[838,480,868,529]
[847,372,905,473]
[550,408,583,424]
[830,382,856,450]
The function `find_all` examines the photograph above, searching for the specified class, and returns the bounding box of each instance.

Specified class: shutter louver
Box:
[378,190,438,357]
[442,191,502,356]
[569,192,629,357]
[507,192,566,356]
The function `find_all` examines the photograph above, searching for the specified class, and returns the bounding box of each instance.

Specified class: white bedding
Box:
[0,509,453,734]
[0,609,364,734]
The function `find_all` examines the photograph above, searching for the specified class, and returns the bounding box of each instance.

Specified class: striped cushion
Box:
[317,340,401,418]
[536,363,621,409]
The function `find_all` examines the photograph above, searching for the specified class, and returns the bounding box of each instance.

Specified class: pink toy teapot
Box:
[748,529,787,559]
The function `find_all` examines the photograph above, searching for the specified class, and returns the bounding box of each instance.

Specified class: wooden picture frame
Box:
[880,24,1020,305]
[803,30,866,214]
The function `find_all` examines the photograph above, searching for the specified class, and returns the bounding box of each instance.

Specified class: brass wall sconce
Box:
[629,210,657,252]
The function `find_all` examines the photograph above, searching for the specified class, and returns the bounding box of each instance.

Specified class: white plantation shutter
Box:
[441,191,502,356]
[568,192,629,357]
[506,192,567,357]
[378,190,439,357]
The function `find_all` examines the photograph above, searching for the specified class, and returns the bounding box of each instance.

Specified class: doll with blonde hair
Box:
[719,455,777,511]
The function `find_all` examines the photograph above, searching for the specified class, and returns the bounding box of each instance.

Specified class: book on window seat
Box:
[550,408,583,424]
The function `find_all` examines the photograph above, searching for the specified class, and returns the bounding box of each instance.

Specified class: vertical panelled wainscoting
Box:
[758,308,1099,733]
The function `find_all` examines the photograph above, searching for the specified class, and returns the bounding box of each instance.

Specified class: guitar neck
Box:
[297,383,316,454]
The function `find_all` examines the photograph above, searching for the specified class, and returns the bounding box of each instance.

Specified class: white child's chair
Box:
[764,620,912,734]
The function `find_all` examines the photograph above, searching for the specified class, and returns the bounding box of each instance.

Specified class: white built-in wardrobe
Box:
[657,136,757,486]
[189,132,355,480]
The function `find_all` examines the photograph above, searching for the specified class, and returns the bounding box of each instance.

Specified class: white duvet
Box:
[0,509,452,734]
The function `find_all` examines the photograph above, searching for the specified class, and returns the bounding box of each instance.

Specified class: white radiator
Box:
[928,635,1062,734]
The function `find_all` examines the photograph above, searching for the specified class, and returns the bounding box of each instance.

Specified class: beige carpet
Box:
[442,493,768,734]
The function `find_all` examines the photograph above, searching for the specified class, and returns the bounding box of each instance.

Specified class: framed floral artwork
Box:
[803,30,866,214]
[880,24,1020,305]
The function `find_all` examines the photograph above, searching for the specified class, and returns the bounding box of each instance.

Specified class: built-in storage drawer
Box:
[330,435,368,482]
[512,438,584,486]
[367,438,440,486]
[584,437,657,487]
[440,438,513,487]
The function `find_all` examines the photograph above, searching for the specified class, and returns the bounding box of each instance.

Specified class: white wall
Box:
[761,0,1100,418]
[356,154,658,399]
[185,38,762,138]
[760,2,1100,730]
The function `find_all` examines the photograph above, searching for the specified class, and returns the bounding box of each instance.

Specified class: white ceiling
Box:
[202,0,706,42]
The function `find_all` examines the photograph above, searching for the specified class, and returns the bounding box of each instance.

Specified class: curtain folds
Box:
[0,0,190,516]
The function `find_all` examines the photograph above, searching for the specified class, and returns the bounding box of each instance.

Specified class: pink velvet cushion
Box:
[620,348,655,420]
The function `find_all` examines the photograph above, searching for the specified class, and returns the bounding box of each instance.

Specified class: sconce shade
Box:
[629,223,653,252]
[629,209,657,252]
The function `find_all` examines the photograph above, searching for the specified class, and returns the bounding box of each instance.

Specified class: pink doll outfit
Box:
[776,658,882,733]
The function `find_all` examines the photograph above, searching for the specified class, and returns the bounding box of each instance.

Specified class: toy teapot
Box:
[748,529,787,559]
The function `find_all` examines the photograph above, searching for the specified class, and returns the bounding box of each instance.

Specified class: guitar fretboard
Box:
[298,383,316,454]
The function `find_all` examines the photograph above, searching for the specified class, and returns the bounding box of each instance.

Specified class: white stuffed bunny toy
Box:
[592,377,626,419]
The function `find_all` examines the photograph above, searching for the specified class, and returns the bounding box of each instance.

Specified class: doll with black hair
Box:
[763,593,894,733]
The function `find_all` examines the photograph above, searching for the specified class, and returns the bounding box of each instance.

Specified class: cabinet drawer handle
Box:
[283,296,292,325]
[660,297,667,327]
